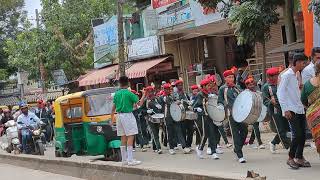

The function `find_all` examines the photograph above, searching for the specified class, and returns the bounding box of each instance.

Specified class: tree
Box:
[310,0,320,24]
[5,0,119,83]
[228,0,279,82]
[0,0,26,80]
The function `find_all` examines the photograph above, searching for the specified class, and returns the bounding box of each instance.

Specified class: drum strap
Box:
[202,97,208,116]
[224,88,230,116]
[268,86,278,113]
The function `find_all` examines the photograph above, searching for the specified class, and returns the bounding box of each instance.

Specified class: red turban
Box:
[162,83,171,89]
[266,67,279,76]
[223,70,234,78]
[174,80,183,85]
[191,85,199,90]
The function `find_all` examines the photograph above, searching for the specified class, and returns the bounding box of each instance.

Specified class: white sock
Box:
[127,146,133,162]
[120,146,127,162]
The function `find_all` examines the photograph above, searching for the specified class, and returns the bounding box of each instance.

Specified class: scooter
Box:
[4,120,21,154]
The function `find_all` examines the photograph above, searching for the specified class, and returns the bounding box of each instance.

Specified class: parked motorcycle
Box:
[4,120,21,154]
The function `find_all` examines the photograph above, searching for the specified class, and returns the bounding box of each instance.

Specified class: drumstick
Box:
[271,115,287,150]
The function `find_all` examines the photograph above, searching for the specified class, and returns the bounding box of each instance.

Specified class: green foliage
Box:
[0,0,26,79]
[4,0,119,82]
[228,1,279,45]
[309,0,320,24]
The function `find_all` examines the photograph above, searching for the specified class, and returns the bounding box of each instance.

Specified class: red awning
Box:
[125,57,168,79]
[78,65,118,87]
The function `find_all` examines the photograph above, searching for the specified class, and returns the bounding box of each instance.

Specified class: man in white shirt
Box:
[17,103,41,154]
[277,53,310,169]
[301,47,320,84]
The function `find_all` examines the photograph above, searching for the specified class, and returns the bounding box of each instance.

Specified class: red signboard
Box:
[152,0,177,9]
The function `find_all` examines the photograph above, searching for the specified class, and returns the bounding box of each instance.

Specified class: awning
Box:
[124,57,169,79]
[268,41,304,54]
[78,65,118,87]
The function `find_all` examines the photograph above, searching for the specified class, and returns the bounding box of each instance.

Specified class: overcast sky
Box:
[24,0,42,23]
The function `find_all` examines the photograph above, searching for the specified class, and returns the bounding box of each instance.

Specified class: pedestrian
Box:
[218,69,248,163]
[111,76,146,166]
[301,47,320,84]
[277,52,310,169]
[262,67,291,154]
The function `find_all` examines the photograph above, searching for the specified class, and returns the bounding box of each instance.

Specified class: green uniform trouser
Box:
[217,125,229,144]
[196,115,219,153]
[270,112,291,149]
[249,122,263,145]
[229,116,248,158]
[147,121,161,151]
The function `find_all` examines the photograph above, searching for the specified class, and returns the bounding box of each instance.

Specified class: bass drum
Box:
[170,103,186,122]
[257,104,268,122]
[232,90,262,124]
[206,94,225,126]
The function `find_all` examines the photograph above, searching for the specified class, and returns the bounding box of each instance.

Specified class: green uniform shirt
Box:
[113,89,139,113]
[261,83,282,115]
[192,91,206,116]
[217,85,240,108]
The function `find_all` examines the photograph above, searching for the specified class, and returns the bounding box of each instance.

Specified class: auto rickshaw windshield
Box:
[85,93,113,117]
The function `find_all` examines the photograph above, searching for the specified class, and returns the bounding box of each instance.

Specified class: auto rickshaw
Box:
[54,87,121,161]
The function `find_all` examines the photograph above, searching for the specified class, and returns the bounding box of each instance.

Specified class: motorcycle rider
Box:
[1,109,14,132]
[17,103,41,154]
[35,100,52,145]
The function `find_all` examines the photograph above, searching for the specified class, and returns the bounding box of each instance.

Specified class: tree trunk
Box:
[283,0,297,44]
[262,42,267,84]
[117,0,125,77]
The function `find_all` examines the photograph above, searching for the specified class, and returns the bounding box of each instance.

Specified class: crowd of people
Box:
[112,47,320,168]
[0,100,55,153]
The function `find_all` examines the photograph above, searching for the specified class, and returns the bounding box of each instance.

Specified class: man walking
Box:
[111,76,146,166]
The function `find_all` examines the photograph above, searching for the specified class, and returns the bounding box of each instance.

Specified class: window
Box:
[86,94,113,116]
[65,106,82,119]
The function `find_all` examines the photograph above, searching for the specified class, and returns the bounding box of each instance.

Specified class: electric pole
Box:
[35,9,46,93]
[117,0,126,77]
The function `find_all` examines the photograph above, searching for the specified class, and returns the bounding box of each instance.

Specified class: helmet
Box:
[18,102,28,109]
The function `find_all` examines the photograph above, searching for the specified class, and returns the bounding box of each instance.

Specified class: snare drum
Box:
[149,113,165,124]
[206,94,225,126]
[232,90,262,124]
[170,103,186,122]
[185,111,198,120]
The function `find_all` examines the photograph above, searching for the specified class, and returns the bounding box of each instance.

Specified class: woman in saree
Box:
[301,61,320,157]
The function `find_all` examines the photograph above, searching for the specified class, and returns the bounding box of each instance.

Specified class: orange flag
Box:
[300,0,314,57]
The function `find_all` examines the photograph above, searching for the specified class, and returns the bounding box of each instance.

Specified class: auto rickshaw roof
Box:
[55,92,84,104]
[82,87,118,97]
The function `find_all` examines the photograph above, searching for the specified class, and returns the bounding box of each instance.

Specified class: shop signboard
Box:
[158,4,193,29]
[128,36,160,60]
[152,0,177,9]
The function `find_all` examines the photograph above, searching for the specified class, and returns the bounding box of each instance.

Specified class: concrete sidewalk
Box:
[0,133,319,180]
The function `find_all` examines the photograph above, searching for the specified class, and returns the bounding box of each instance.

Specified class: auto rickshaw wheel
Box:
[62,151,71,158]
[55,150,62,157]
[104,148,121,162]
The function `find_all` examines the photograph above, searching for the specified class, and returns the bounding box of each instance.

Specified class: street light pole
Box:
[35,9,46,93]
[117,0,126,77]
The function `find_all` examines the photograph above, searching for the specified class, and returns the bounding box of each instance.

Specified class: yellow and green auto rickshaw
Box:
[54,87,121,161]
[0,105,8,110]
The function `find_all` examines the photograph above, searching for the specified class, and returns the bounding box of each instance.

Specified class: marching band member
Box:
[277,53,309,169]
[131,90,148,152]
[193,77,220,159]
[244,76,265,149]
[145,86,163,154]
[190,85,201,146]
[262,67,291,153]
[174,80,192,152]
[218,69,248,163]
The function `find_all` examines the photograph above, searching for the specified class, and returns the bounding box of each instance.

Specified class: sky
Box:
[24,0,42,24]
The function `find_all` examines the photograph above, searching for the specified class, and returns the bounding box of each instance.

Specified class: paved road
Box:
[0,163,84,180]
[1,133,320,180]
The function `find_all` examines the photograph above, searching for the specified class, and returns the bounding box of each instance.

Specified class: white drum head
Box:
[151,113,165,119]
[232,90,254,123]
[257,104,267,122]
[207,104,225,122]
[170,103,182,122]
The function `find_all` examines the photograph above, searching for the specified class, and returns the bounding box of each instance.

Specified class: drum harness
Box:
[268,86,286,148]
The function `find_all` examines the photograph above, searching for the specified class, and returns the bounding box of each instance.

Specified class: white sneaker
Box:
[169,149,176,155]
[157,149,162,154]
[211,153,219,160]
[259,144,266,149]
[128,160,142,166]
[141,148,147,152]
[177,144,182,147]
[216,148,224,154]
[239,157,246,163]
[226,143,233,148]
[206,147,212,155]
[217,144,222,148]
[174,147,179,150]
[183,147,191,154]
[269,142,276,154]
[196,148,205,159]
[133,149,136,152]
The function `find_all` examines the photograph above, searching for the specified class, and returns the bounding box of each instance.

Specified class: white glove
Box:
[163,96,167,102]
[188,100,194,106]
[196,107,202,113]
[208,94,215,98]
[188,106,192,110]
[156,104,162,109]
[147,109,153,114]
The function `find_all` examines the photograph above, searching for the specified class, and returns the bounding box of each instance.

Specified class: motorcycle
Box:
[4,120,21,154]
[21,121,46,155]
